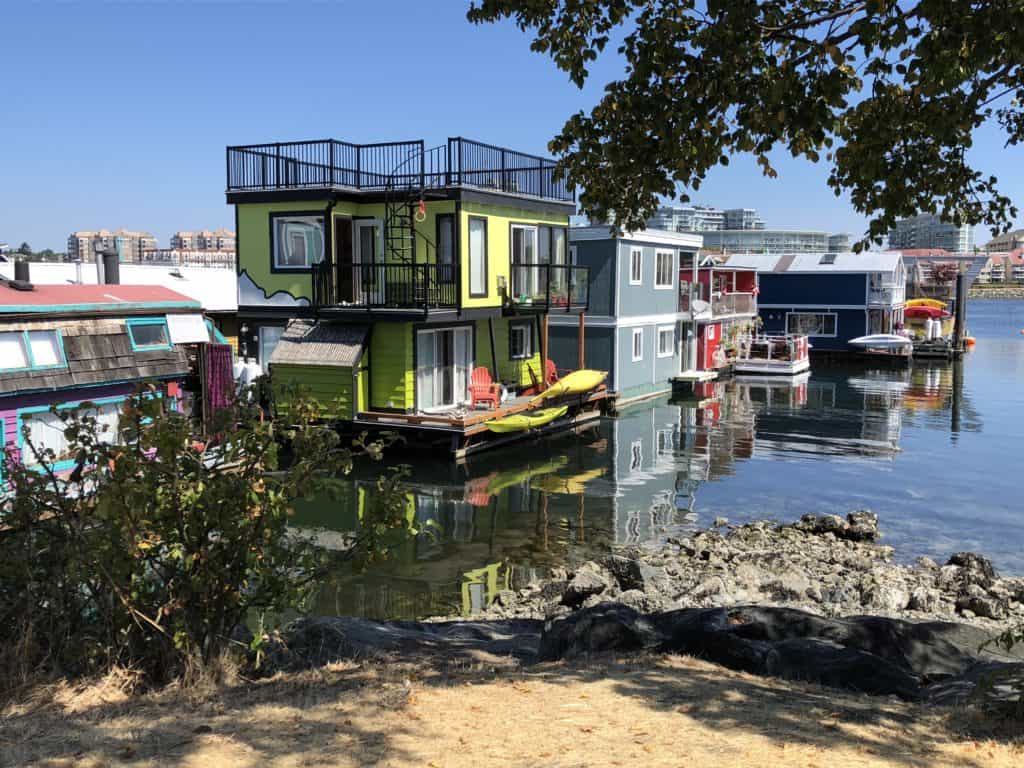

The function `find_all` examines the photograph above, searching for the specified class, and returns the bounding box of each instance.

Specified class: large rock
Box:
[764,639,921,699]
[947,552,997,589]
[603,555,671,595]
[562,569,610,607]
[794,511,880,542]
[537,604,660,661]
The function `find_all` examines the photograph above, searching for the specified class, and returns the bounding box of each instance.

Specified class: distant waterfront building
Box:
[887,214,974,252]
[67,229,158,262]
[828,233,851,252]
[722,208,765,231]
[982,229,1024,252]
[140,248,235,268]
[171,228,236,251]
[647,205,725,232]
[701,228,833,254]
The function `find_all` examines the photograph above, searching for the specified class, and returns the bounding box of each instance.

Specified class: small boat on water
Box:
[733,334,811,376]
[848,334,914,351]
[485,405,568,434]
[529,369,608,406]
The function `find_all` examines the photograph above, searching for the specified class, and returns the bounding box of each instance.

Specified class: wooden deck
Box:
[352,387,612,458]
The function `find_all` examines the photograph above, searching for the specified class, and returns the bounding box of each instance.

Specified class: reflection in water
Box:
[292,350,1009,621]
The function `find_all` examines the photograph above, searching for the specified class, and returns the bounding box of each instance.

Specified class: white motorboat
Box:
[848,334,913,351]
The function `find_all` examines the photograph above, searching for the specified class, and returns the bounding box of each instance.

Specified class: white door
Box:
[353,219,383,305]
[416,327,472,411]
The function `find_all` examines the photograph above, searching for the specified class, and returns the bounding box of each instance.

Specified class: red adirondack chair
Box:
[469,367,500,409]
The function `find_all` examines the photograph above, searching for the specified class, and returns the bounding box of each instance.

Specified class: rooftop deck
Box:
[226,137,574,203]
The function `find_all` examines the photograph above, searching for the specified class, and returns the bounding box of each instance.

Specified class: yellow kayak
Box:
[529,369,608,406]
[906,298,947,309]
[486,406,568,434]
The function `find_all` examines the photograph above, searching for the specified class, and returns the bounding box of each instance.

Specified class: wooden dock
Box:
[352,387,612,458]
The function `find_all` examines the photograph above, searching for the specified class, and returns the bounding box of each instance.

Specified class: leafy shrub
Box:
[0,386,396,690]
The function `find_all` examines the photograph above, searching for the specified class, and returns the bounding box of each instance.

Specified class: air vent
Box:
[819,253,837,265]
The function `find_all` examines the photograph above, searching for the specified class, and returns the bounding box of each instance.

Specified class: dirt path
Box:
[3,655,1021,767]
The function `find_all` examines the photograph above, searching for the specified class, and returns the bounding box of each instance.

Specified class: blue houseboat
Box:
[723,252,906,352]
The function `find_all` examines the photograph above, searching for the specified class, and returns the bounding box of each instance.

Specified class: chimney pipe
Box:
[102,251,120,285]
[14,258,30,284]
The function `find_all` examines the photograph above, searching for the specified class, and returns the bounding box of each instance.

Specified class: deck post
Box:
[577,312,585,368]
[487,317,499,382]
[541,313,549,381]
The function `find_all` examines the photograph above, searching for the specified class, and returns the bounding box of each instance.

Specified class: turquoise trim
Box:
[205,318,229,346]
[0,329,68,374]
[127,317,172,352]
[0,300,199,314]
[0,375,180,399]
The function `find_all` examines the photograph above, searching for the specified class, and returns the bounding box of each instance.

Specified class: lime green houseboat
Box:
[227,137,596,448]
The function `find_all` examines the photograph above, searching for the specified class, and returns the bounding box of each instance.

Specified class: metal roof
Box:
[722,251,904,274]
[269,320,368,368]
[0,282,200,313]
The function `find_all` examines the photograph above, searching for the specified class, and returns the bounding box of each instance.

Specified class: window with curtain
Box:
[469,217,487,297]
[630,249,642,284]
[655,251,674,288]
[657,326,674,358]
[22,401,124,466]
[272,214,324,269]
[632,327,644,361]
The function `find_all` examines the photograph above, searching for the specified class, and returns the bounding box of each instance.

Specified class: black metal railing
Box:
[507,264,589,311]
[226,137,574,202]
[312,261,458,311]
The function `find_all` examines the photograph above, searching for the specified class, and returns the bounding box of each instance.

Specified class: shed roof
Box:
[269,320,368,368]
[722,251,903,274]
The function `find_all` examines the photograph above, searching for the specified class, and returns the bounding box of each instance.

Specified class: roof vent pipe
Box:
[14,258,30,284]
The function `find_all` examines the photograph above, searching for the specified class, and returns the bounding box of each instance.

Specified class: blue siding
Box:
[572,240,617,316]
[758,273,866,306]
[759,306,867,350]
[616,242,681,318]
[549,325,613,372]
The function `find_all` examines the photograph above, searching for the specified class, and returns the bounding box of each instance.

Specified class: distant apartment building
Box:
[982,229,1024,252]
[722,208,765,230]
[647,205,725,232]
[887,214,974,252]
[828,233,851,252]
[701,228,834,254]
[67,229,158,262]
[171,228,236,251]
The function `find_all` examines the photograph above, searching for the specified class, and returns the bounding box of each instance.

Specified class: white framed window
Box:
[271,214,324,270]
[468,217,488,297]
[786,311,837,337]
[22,400,125,466]
[629,248,642,285]
[0,331,30,370]
[655,250,674,289]
[631,327,644,362]
[509,322,533,360]
[511,223,539,299]
[0,330,66,371]
[657,325,675,358]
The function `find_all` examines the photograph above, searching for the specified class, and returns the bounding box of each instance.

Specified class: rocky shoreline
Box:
[969,285,1024,299]
[456,512,1024,631]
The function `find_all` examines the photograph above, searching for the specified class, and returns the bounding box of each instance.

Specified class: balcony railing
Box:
[226,137,574,202]
[507,264,590,311]
[311,262,458,312]
[712,291,756,316]
[868,285,906,305]
[679,284,756,317]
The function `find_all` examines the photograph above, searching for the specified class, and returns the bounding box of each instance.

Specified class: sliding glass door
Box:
[416,327,472,411]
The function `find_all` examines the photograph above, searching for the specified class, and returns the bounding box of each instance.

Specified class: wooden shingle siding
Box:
[0,317,189,396]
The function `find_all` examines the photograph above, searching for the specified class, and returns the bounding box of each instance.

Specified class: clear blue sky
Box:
[1,1,1019,251]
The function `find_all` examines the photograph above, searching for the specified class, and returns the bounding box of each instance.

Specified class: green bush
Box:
[0,386,395,689]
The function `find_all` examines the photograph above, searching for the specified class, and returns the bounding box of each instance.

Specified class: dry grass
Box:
[2,654,1022,768]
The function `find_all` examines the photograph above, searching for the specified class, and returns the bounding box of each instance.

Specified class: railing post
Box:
[328,141,334,186]
[539,160,545,198]
[418,140,425,191]
[275,143,281,186]
[501,149,506,192]
[356,146,362,189]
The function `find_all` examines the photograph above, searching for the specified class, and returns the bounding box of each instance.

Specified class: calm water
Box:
[294,299,1024,620]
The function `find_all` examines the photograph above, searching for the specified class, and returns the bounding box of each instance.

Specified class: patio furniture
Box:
[469,367,500,410]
